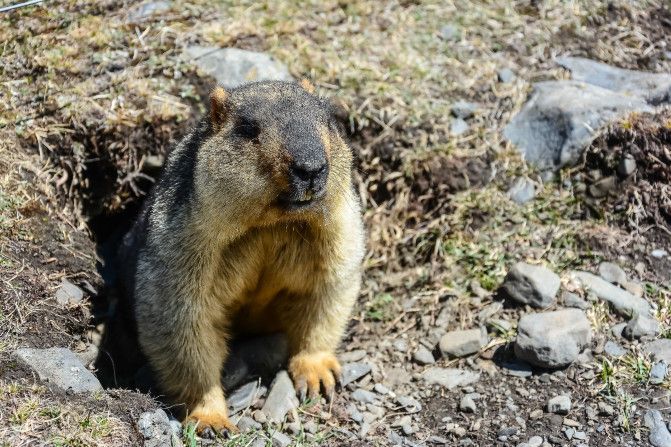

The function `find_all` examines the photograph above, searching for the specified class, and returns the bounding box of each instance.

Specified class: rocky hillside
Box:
[1,1,670,446]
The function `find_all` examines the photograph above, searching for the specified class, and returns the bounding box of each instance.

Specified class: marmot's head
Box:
[196,80,353,225]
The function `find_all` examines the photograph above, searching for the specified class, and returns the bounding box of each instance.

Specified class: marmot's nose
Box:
[290,160,328,193]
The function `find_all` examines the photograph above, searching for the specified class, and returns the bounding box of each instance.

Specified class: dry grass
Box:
[0,381,137,447]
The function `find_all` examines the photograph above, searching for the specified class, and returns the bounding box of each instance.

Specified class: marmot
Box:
[119,80,365,434]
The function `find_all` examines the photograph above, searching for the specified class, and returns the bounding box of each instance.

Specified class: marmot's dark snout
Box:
[280,128,329,209]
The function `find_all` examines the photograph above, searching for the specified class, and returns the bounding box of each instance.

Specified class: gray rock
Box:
[562,291,589,310]
[623,280,644,298]
[346,403,364,422]
[450,118,469,136]
[440,24,461,41]
[527,436,543,447]
[504,81,653,171]
[351,388,379,404]
[401,423,415,435]
[271,431,292,447]
[598,401,615,416]
[168,419,181,437]
[261,371,299,423]
[392,338,408,352]
[13,348,102,393]
[359,421,372,438]
[396,395,422,413]
[138,409,183,447]
[451,100,479,119]
[374,383,390,395]
[507,177,537,204]
[228,381,264,414]
[127,1,171,22]
[500,360,533,378]
[439,327,487,357]
[588,176,616,198]
[618,155,636,177]
[598,262,627,285]
[236,416,261,433]
[571,271,651,317]
[422,367,480,389]
[478,302,503,321]
[556,56,671,104]
[611,322,626,338]
[303,420,318,434]
[645,409,671,447]
[392,415,411,428]
[459,394,477,413]
[514,309,592,368]
[650,361,668,385]
[501,262,560,308]
[487,318,513,333]
[341,362,372,387]
[413,345,435,365]
[183,46,292,88]
[622,313,660,340]
[603,340,627,358]
[652,249,669,259]
[339,350,367,363]
[55,279,84,306]
[498,68,516,83]
[547,395,571,414]
[645,339,671,363]
[388,430,405,445]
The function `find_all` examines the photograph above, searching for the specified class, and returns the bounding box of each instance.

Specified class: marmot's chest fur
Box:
[210,221,345,333]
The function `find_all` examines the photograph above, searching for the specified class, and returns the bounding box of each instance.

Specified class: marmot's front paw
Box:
[289,351,341,401]
[186,409,239,438]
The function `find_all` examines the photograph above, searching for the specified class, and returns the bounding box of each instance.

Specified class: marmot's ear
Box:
[327,97,349,127]
[299,78,316,94]
[210,86,229,130]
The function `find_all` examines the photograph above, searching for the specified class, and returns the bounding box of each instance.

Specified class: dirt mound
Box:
[578,109,671,232]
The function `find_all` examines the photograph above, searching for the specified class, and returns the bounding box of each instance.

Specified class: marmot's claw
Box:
[186,410,239,439]
[335,372,343,391]
[295,378,308,402]
[289,351,341,403]
[200,427,216,439]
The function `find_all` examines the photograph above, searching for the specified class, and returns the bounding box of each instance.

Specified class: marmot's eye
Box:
[233,117,261,141]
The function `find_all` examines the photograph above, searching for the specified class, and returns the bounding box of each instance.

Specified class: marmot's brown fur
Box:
[119,80,365,434]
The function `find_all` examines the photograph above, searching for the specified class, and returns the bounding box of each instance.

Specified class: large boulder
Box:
[13,347,102,393]
[556,56,671,104]
[183,46,292,88]
[514,309,592,368]
[505,57,671,171]
[504,81,652,171]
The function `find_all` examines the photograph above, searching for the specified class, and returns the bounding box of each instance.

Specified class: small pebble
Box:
[547,395,571,415]
[650,361,667,385]
[498,68,516,83]
[604,340,627,358]
[459,394,477,413]
[651,249,668,259]
[598,401,615,416]
[413,345,435,365]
